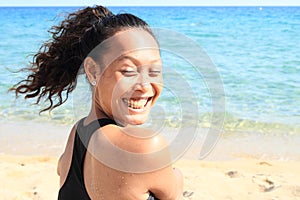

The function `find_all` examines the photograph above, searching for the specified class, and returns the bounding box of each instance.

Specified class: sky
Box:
[0,0,299,7]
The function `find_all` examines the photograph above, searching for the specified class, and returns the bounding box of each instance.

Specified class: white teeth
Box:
[123,98,149,109]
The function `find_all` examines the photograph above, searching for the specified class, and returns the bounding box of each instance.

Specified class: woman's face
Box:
[95,29,163,125]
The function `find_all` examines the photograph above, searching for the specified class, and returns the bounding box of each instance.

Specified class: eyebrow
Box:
[118,55,161,65]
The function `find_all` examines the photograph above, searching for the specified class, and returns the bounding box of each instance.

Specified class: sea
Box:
[0,6,299,139]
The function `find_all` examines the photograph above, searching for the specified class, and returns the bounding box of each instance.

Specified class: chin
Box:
[122,114,149,125]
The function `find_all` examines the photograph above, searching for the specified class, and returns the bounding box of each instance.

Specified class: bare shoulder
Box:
[85,125,183,200]
[102,125,168,153]
[89,125,171,170]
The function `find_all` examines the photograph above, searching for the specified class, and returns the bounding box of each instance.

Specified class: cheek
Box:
[96,86,110,107]
[152,83,163,102]
[99,74,120,96]
[153,76,163,94]
[110,78,135,102]
[97,78,114,106]
[117,76,137,92]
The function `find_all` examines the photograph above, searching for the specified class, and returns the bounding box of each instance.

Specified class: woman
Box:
[11,5,183,200]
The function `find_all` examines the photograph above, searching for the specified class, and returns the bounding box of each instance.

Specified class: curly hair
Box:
[10,5,155,113]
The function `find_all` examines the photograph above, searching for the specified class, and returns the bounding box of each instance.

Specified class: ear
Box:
[84,57,100,84]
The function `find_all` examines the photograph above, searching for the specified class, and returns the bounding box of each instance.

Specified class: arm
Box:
[146,164,184,200]
[57,125,77,182]
[57,154,63,176]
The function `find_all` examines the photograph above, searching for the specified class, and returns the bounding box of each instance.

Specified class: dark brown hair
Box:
[10,5,154,113]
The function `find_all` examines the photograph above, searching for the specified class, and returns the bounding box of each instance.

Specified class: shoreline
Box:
[1,119,300,160]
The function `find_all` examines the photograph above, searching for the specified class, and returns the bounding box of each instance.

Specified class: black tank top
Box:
[58,118,159,200]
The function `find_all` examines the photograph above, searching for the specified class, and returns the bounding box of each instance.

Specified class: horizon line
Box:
[1,5,300,7]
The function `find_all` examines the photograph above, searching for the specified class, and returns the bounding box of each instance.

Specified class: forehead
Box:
[112,29,158,51]
[91,29,160,67]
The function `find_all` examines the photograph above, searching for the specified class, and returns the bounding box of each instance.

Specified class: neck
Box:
[85,99,111,125]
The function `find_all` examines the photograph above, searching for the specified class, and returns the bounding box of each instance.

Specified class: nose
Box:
[134,81,151,92]
[134,74,151,92]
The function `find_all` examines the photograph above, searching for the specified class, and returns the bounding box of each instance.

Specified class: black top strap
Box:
[58,118,116,200]
[77,118,116,147]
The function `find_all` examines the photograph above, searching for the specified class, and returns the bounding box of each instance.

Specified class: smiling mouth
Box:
[122,97,153,110]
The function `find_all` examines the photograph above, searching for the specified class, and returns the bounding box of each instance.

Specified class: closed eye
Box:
[149,70,161,77]
[121,70,138,77]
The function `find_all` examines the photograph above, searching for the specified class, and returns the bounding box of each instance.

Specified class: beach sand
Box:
[1,156,300,199]
[1,121,300,200]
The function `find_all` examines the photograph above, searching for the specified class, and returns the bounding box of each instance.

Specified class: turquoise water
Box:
[0,7,299,134]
